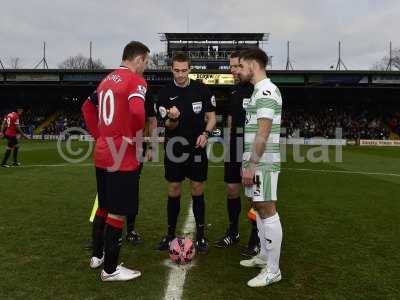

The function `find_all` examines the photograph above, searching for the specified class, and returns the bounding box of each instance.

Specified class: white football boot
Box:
[89,256,104,269]
[247,267,282,287]
[101,264,141,282]
[239,254,267,268]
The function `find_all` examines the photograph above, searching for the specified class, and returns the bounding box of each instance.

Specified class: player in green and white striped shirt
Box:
[237,48,283,288]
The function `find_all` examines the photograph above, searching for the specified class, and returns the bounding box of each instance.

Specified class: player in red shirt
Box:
[1,108,29,167]
[81,41,149,282]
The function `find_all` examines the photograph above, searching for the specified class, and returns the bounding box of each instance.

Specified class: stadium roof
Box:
[160,33,269,42]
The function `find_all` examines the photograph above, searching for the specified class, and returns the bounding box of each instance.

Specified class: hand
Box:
[145,148,153,161]
[167,106,180,119]
[242,163,256,186]
[195,133,208,148]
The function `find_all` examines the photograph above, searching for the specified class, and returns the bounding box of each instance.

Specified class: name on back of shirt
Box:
[105,74,123,84]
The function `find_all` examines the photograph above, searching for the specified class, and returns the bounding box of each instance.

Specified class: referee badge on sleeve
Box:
[192,102,202,114]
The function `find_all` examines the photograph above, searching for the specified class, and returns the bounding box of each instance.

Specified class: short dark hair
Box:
[229,51,240,59]
[122,41,150,61]
[239,48,268,68]
[171,52,191,67]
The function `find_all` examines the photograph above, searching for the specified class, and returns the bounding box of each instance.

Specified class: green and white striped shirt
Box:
[243,77,282,172]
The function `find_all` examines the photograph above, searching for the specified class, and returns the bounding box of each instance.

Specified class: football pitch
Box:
[0,140,399,299]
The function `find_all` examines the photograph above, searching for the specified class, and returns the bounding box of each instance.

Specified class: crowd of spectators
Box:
[388,112,400,137]
[1,107,83,136]
[282,106,391,140]
[41,112,84,135]
[2,103,399,140]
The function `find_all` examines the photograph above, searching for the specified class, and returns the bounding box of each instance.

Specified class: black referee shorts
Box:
[137,142,148,176]
[224,141,242,183]
[96,167,139,216]
[224,161,242,184]
[5,135,18,148]
[164,142,208,182]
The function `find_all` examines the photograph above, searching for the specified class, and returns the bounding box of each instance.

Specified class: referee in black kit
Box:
[156,52,216,254]
[214,51,260,257]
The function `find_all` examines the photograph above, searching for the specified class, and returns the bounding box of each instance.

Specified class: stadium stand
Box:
[1,33,400,142]
[3,101,397,140]
[282,105,392,139]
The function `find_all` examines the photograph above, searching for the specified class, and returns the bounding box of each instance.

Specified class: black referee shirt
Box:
[145,89,156,119]
[228,83,253,139]
[156,79,216,145]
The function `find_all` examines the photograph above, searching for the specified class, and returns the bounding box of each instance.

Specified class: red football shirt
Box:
[82,67,147,171]
[4,112,20,137]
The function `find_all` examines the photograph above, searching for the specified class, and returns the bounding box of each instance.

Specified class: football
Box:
[169,237,196,264]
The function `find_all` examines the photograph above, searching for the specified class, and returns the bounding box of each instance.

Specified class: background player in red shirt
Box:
[1,108,29,167]
[81,41,149,282]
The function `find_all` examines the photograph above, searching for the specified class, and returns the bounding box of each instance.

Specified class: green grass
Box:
[0,140,399,299]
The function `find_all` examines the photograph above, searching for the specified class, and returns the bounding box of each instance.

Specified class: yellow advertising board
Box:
[189,73,234,85]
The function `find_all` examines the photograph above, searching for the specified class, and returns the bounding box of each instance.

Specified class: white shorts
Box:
[244,169,279,202]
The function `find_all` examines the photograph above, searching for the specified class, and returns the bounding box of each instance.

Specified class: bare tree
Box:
[58,54,105,69]
[8,57,23,69]
[147,52,168,69]
[372,48,400,70]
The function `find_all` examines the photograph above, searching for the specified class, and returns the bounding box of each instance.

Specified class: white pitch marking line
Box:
[10,163,400,178]
[163,201,195,300]
[283,167,400,177]
[14,163,92,168]
[148,164,400,177]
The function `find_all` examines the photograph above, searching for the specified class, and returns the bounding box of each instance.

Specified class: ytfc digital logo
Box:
[57,126,344,168]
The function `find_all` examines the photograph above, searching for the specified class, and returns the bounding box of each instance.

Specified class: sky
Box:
[1,0,399,70]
